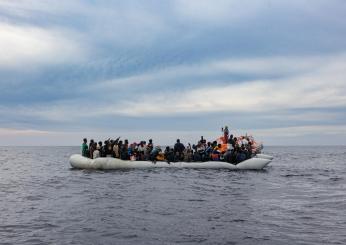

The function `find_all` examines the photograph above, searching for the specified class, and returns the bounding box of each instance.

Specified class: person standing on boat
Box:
[138,141,146,161]
[98,141,104,157]
[222,126,229,144]
[82,138,89,157]
[174,139,185,161]
[89,139,95,159]
[93,143,100,159]
[106,141,113,157]
[116,141,122,158]
[146,139,153,160]
[227,134,234,144]
[121,139,129,160]
[147,139,153,151]
[113,142,120,158]
[102,141,108,157]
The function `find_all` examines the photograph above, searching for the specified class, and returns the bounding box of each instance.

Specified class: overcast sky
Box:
[0,0,346,146]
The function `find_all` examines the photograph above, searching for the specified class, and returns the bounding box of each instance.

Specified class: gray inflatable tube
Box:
[255,153,274,160]
[69,154,272,170]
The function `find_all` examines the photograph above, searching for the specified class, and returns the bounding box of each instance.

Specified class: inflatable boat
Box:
[69,154,272,170]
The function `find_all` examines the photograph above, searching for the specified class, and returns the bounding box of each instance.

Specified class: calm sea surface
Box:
[0,146,345,245]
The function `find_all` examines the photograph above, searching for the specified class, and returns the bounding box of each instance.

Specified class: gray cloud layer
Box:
[0,0,345,145]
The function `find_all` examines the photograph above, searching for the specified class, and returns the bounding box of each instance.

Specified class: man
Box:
[89,139,95,159]
[138,141,146,160]
[93,143,100,159]
[113,142,120,158]
[164,147,174,163]
[223,126,229,144]
[150,146,161,163]
[145,139,153,160]
[174,139,185,161]
[81,138,88,157]
[98,141,104,157]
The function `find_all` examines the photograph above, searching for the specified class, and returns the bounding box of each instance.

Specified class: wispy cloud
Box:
[98,54,346,116]
[173,0,263,24]
[0,22,86,68]
[1,53,345,121]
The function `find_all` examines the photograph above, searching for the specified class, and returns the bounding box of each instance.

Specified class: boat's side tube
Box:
[236,157,271,170]
[70,154,96,169]
[255,154,274,160]
[69,154,271,170]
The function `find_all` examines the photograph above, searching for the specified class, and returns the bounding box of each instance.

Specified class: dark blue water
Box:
[0,146,345,245]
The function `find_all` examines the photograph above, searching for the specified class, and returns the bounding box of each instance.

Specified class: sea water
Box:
[0,146,345,244]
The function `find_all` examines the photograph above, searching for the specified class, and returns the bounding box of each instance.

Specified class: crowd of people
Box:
[81,126,262,165]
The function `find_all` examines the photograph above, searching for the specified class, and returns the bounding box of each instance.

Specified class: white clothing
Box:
[93,149,100,159]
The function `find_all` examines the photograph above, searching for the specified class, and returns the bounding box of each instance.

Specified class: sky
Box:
[0,0,346,146]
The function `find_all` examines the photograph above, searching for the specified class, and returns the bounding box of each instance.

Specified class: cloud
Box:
[0,1,346,145]
[0,0,168,48]
[173,0,263,24]
[0,128,50,136]
[93,54,327,89]
[1,53,345,124]
[0,22,86,69]
[94,53,346,116]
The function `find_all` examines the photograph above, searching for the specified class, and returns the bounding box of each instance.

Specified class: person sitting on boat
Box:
[194,150,202,161]
[128,143,134,160]
[183,146,193,162]
[93,143,100,159]
[196,141,206,161]
[231,137,237,149]
[150,146,161,163]
[164,146,174,163]
[211,144,222,161]
[205,142,213,161]
[236,145,247,163]
[223,147,233,163]
[174,139,185,161]
[82,138,89,157]
[236,151,246,163]
[156,151,165,161]
[246,142,253,159]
